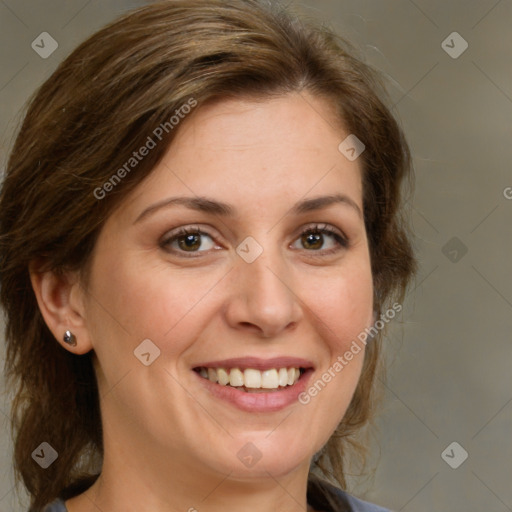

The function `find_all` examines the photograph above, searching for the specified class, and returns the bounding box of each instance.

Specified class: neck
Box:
[66,422,316,512]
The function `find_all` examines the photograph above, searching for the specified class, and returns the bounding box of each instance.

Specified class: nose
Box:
[224,245,303,338]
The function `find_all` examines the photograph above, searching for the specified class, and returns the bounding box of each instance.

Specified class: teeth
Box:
[217,368,229,386]
[229,368,244,387]
[207,367,217,383]
[287,368,296,386]
[244,369,261,388]
[278,368,289,387]
[261,369,279,389]
[197,366,303,390]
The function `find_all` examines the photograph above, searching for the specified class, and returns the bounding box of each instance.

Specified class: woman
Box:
[0,1,416,511]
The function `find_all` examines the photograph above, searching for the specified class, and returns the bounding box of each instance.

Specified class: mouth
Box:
[191,357,314,412]
[193,366,308,393]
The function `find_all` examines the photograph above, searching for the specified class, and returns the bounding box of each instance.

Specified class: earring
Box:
[63,330,77,347]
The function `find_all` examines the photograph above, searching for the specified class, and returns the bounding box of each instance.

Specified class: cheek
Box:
[304,261,374,352]
[87,252,221,359]
[294,262,373,450]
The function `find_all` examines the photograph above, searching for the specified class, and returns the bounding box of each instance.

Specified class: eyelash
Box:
[160,223,349,259]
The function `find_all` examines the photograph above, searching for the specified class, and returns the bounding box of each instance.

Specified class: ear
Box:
[29,261,94,355]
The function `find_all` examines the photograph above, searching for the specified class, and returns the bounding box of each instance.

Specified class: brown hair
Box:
[0,0,416,509]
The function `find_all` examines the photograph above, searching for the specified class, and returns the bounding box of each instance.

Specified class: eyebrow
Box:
[134,193,363,224]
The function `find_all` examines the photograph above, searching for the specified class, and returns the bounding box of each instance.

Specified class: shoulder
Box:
[40,498,68,512]
[308,474,391,512]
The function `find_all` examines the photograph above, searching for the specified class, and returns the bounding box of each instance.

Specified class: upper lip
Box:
[193,356,315,371]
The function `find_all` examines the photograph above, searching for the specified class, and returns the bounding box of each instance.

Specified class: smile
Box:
[192,357,315,412]
[194,366,304,392]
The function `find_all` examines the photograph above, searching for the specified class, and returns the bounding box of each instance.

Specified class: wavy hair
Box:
[0,1,416,509]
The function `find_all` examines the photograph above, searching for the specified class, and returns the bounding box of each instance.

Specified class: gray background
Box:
[1,1,511,511]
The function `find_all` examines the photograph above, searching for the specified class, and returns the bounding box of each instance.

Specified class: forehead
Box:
[116,92,363,222]
[172,92,346,154]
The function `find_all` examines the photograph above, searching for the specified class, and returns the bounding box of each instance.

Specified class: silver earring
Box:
[63,330,77,347]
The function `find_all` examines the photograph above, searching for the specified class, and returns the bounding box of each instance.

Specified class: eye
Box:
[160,226,218,256]
[160,223,349,258]
[291,223,348,255]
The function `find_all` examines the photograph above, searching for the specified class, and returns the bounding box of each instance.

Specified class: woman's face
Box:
[80,92,374,481]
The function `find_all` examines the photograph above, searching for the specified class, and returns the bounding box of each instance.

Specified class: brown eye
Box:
[291,224,348,255]
[301,232,324,250]
[161,227,217,255]
[177,233,202,252]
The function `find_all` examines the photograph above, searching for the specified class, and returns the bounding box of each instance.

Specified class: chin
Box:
[230,437,313,480]
[227,454,310,482]
[187,435,311,482]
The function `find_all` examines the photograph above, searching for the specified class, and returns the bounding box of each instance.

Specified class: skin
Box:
[31,92,374,512]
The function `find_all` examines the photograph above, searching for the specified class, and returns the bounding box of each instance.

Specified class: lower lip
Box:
[193,369,314,413]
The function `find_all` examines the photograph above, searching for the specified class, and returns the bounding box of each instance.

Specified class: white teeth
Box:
[229,368,244,387]
[197,366,304,390]
[217,368,229,386]
[261,369,279,389]
[278,368,289,387]
[244,369,262,388]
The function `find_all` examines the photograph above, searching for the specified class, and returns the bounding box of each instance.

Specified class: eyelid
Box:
[159,225,222,256]
[160,222,349,257]
[294,222,348,245]
[290,222,349,256]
